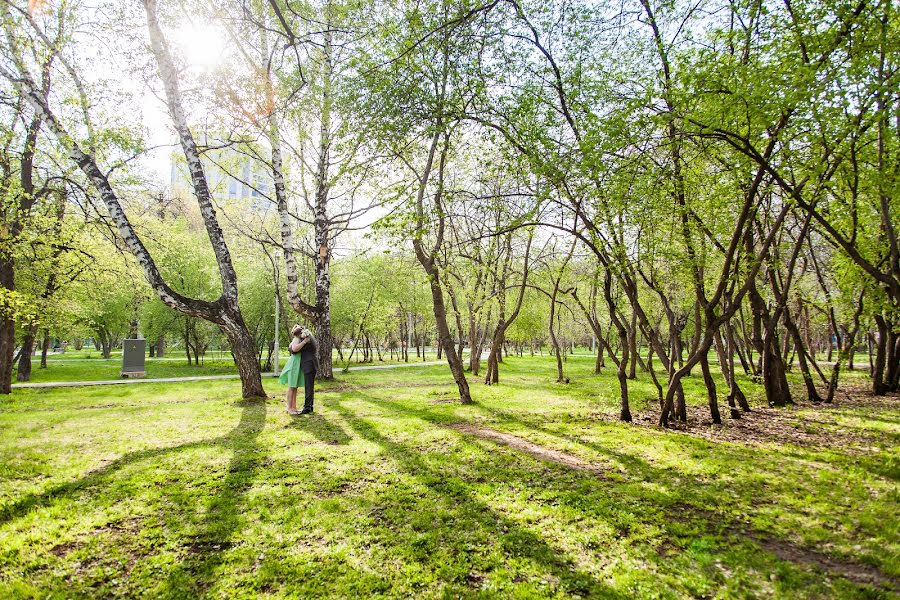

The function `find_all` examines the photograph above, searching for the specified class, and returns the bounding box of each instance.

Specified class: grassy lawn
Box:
[0,355,897,598]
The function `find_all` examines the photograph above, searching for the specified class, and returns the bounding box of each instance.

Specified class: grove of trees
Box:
[0,0,895,423]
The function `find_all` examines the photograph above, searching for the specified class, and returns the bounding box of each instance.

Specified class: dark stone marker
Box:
[121,339,146,378]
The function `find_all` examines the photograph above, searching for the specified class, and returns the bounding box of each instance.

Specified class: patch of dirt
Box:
[617,389,899,454]
[444,423,608,478]
[49,516,146,575]
[49,540,78,557]
[428,397,458,405]
[184,539,235,554]
[743,530,899,592]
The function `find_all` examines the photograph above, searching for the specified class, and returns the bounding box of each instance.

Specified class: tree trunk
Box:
[713,329,742,418]
[16,323,39,382]
[723,323,751,412]
[886,324,899,392]
[628,310,638,379]
[0,255,16,393]
[826,293,866,402]
[873,316,888,395]
[785,308,823,403]
[420,260,471,403]
[184,321,193,366]
[699,353,722,424]
[221,311,266,399]
[750,273,792,406]
[40,330,50,368]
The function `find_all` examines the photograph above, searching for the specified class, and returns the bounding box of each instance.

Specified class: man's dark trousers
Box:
[302,365,316,411]
[300,336,318,412]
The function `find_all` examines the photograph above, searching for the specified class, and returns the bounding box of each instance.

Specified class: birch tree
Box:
[0,0,267,398]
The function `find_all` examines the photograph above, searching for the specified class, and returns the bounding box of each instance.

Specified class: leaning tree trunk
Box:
[699,353,722,424]
[4,1,268,398]
[417,251,471,404]
[784,308,823,403]
[724,324,751,412]
[714,329,743,418]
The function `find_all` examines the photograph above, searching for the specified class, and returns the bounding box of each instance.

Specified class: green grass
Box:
[0,355,897,598]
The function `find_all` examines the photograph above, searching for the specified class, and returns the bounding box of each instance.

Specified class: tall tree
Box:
[0,0,266,397]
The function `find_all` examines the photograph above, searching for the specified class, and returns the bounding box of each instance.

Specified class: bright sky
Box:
[139,19,230,187]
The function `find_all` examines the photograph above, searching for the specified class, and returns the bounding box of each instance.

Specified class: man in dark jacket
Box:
[299,328,318,414]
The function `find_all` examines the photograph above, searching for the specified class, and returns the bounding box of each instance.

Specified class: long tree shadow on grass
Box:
[0,436,226,526]
[0,400,268,591]
[287,412,352,445]
[345,392,899,595]
[154,399,267,595]
[328,395,626,598]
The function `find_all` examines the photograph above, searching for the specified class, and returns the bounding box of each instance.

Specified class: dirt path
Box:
[444,423,609,477]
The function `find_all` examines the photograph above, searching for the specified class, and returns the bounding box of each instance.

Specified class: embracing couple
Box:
[279,325,317,415]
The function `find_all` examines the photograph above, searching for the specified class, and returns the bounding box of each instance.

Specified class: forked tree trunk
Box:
[4,1,267,399]
[409,109,470,403]
[222,313,265,399]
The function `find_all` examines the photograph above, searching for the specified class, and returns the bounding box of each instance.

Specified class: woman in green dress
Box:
[279,325,309,414]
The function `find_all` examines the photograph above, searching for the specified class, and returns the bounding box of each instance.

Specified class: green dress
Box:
[278,349,305,388]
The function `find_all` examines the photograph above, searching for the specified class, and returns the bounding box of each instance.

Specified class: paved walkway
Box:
[11,360,446,389]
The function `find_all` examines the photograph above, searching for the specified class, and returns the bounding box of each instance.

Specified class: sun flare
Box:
[170,21,227,70]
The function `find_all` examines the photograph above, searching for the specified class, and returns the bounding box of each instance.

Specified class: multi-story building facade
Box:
[170,133,272,209]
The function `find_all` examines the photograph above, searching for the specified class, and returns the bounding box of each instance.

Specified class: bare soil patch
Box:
[622,388,899,454]
[744,529,899,592]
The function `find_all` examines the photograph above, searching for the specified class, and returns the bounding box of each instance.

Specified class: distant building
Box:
[170,132,272,210]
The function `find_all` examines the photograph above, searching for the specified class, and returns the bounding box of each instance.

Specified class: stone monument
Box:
[121,338,146,378]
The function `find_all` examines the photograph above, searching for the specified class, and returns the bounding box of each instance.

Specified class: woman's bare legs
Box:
[287,387,298,413]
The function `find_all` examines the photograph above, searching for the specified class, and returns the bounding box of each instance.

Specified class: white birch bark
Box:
[143,0,239,303]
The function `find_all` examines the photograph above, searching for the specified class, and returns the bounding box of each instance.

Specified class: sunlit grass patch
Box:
[0,355,896,598]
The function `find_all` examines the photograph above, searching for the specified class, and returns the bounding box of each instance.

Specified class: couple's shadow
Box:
[288,411,352,445]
